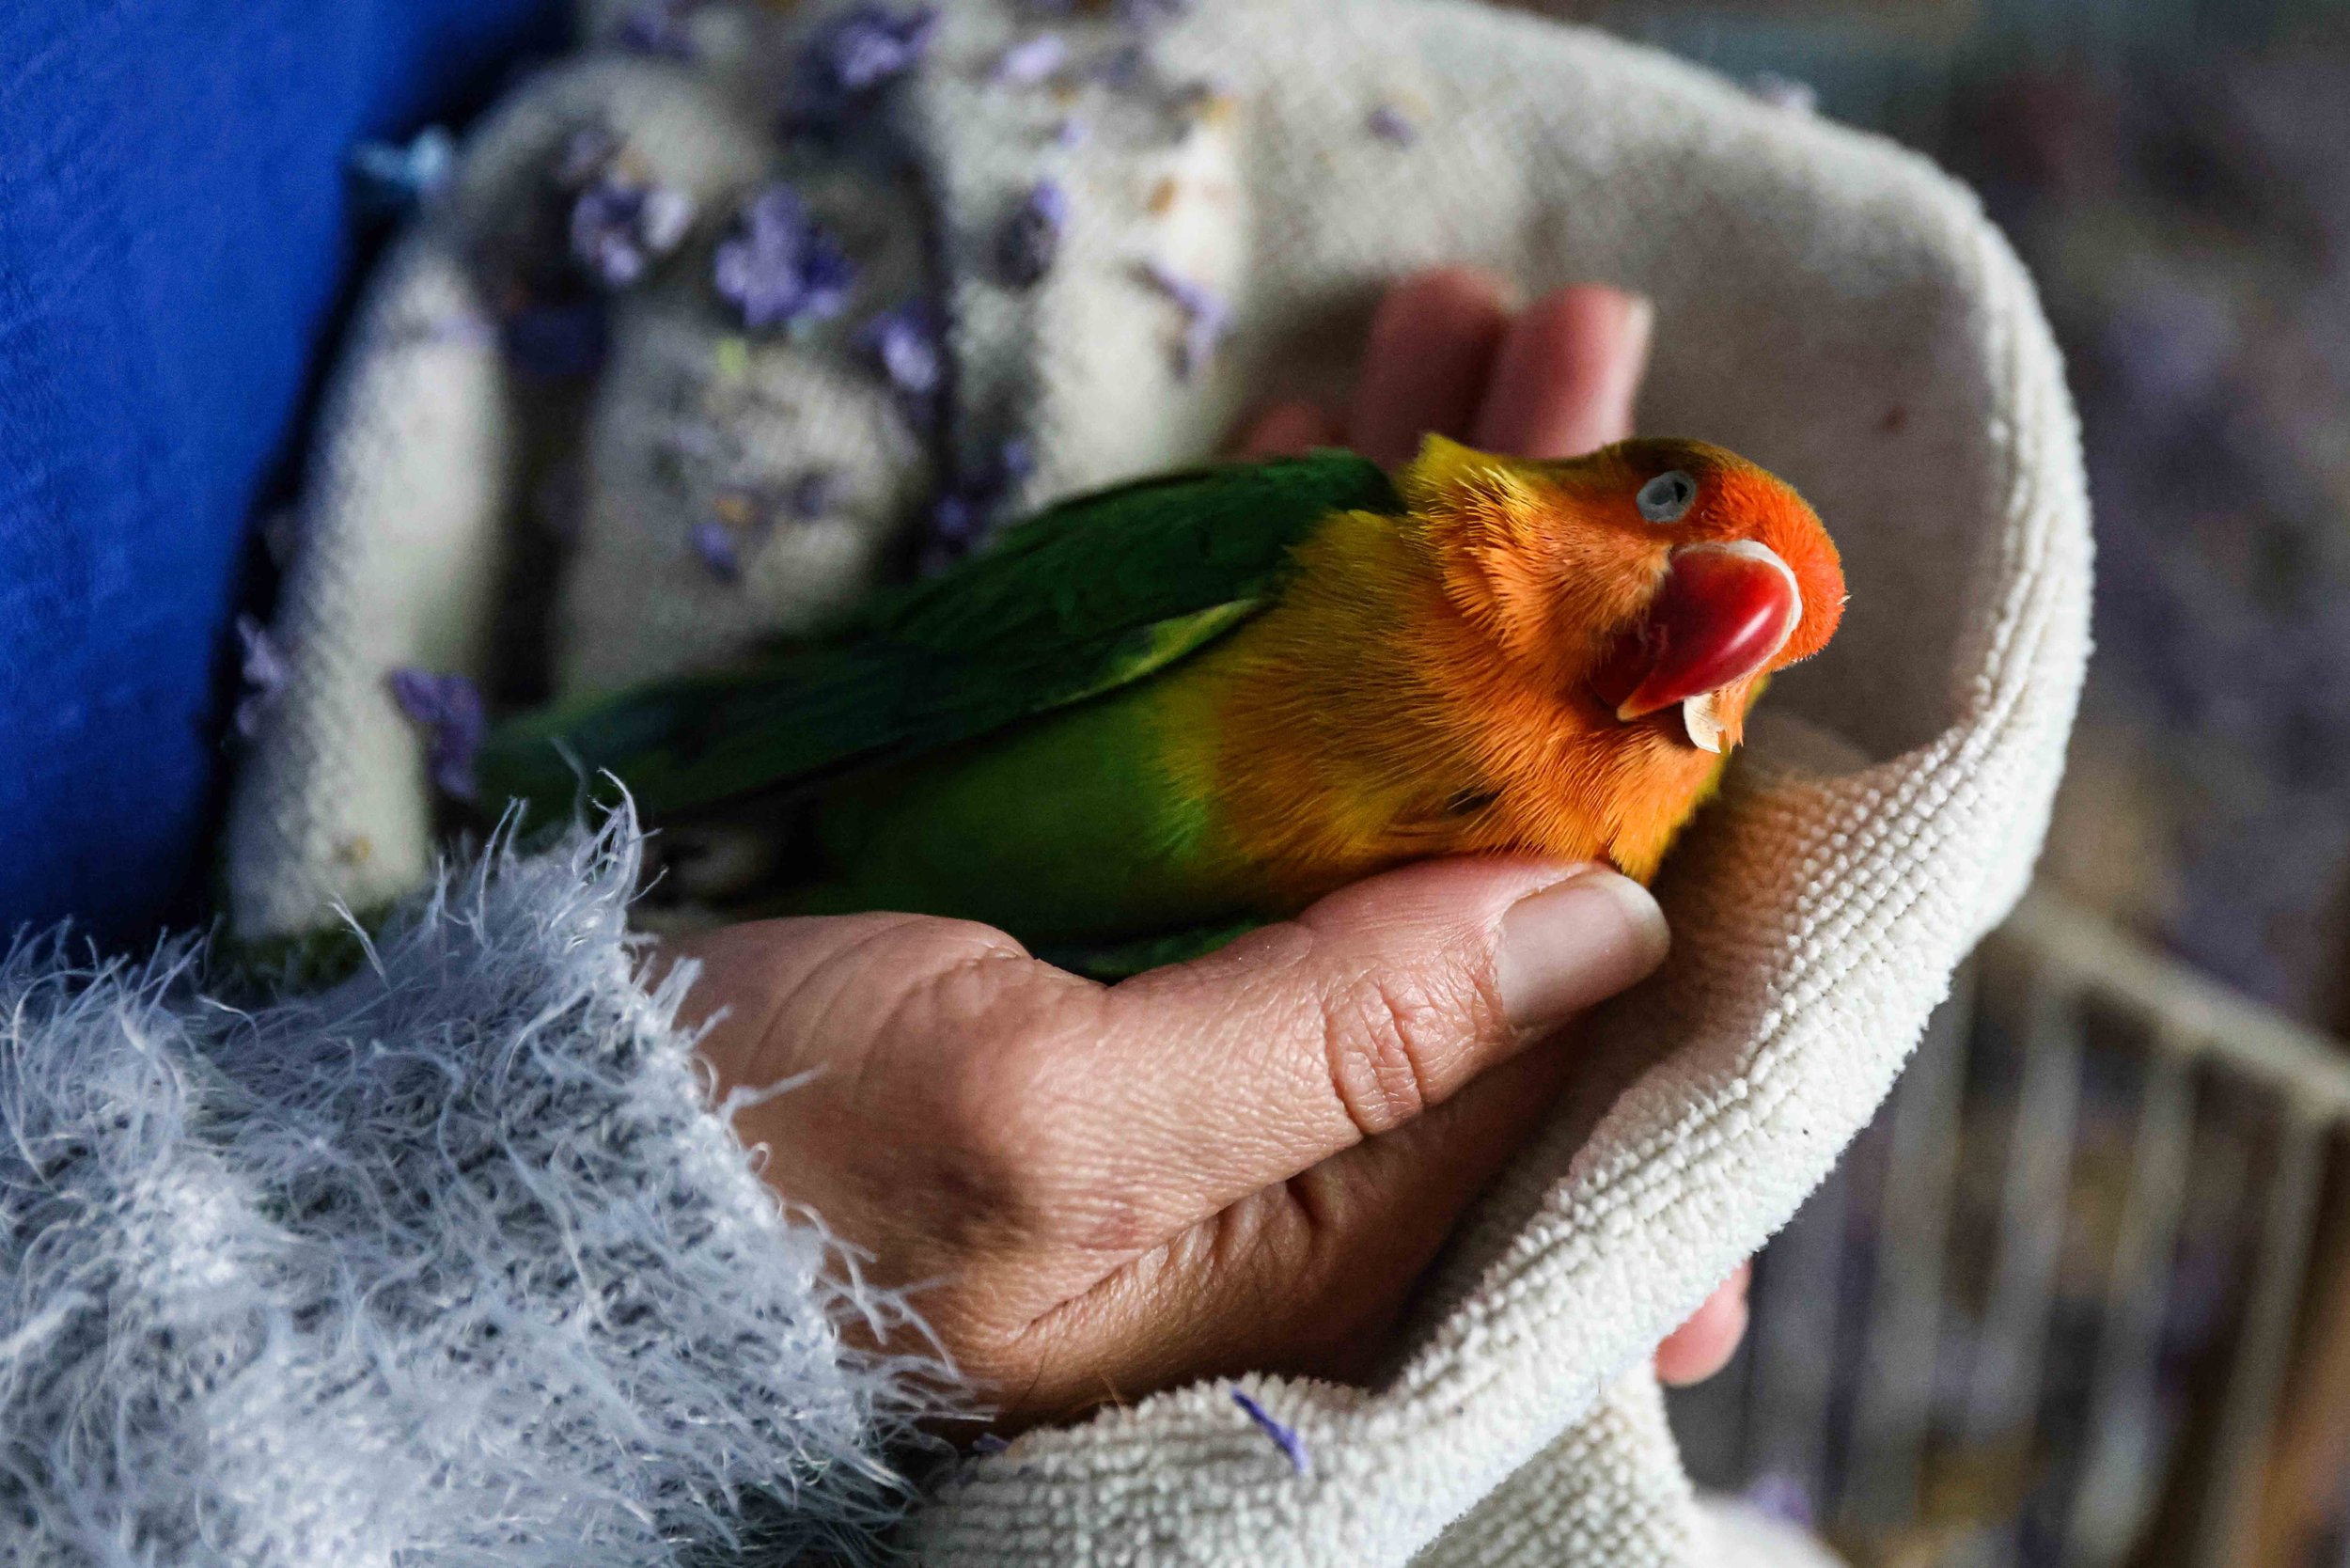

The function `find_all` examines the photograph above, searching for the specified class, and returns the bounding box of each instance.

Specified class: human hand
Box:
[673,269,1740,1427]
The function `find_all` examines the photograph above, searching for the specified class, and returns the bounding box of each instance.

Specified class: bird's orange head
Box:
[1401,434,1845,755]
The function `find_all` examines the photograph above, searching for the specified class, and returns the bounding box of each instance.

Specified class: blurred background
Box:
[1505,1,2350,1562]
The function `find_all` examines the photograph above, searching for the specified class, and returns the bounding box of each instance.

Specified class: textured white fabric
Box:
[224,1,2092,1561]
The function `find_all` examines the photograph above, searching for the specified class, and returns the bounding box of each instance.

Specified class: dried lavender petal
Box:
[923,437,1037,565]
[856,300,944,399]
[995,179,1069,290]
[994,32,1070,86]
[714,184,857,330]
[970,1433,1011,1455]
[349,126,455,212]
[801,5,940,108]
[232,614,290,740]
[387,669,486,802]
[1138,259,1231,379]
[691,520,744,582]
[571,179,698,290]
[1366,104,1418,146]
[1050,114,1089,149]
[1230,1390,1308,1475]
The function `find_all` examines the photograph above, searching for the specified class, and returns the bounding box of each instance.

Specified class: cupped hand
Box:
[672,269,1744,1427]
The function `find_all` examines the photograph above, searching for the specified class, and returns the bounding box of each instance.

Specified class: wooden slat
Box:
[1841,977,1975,1533]
[2194,1109,2328,1568]
[1743,1156,1855,1510]
[1963,972,2085,1452]
[2060,1042,2198,1566]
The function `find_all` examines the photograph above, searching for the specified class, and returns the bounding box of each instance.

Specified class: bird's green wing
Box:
[477,450,1399,823]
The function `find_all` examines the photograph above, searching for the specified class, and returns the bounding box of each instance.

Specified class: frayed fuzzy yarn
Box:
[0,813,952,1566]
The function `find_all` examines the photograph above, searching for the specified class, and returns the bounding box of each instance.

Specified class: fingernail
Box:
[1496,869,1669,1032]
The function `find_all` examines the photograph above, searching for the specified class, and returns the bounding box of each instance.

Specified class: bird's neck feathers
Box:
[1397,436,1656,692]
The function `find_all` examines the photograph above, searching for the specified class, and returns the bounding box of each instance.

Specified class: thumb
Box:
[1076,858,1670,1224]
[1016,859,1669,1397]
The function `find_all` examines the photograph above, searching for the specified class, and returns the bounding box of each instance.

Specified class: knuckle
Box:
[1317,966,1451,1137]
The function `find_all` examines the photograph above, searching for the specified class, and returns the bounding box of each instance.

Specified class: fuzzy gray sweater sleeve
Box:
[0,818,950,1567]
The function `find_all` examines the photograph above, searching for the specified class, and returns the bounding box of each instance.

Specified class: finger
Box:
[1655,1261,1752,1387]
[1234,400,1343,458]
[1066,858,1667,1240]
[1348,266,1513,468]
[1471,284,1653,459]
[1009,1033,1582,1414]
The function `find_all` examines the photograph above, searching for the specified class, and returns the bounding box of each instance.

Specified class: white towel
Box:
[223,2,2092,1560]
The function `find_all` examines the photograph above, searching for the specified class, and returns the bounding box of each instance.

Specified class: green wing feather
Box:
[477,450,1399,823]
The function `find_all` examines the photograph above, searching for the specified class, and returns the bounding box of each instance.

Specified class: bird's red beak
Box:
[1593,541,1805,753]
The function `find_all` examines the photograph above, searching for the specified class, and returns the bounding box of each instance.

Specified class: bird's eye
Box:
[1637,470,1698,524]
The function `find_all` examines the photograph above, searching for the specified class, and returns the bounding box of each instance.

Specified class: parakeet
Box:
[477,435,1844,961]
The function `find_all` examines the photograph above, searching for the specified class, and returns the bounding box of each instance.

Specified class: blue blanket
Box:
[0,0,561,941]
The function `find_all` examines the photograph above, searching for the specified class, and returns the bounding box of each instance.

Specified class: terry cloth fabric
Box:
[0,815,948,1567]
[0,0,563,943]
[223,0,2094,1562]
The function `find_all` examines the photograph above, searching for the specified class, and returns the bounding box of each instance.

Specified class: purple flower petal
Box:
[1230,1389,1308,1475]
[1050,115,1089,149]
[714,184,857,330]
[691,520,744,582]
[993,32,1070,86]
[1138,259,1231,379]
[387,669,487,802]
[856,300,944,399]
[798,5,939,118]
[971,1432,1011,1455]
[349,126,456,212]
[233,614,290,740]
[995,179,1069,290]
[923,436,1037,565]
[571,179,698,290]
[1366,104,1418,146]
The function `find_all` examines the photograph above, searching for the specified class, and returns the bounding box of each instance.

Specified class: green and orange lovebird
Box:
[476,435,1844,969]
